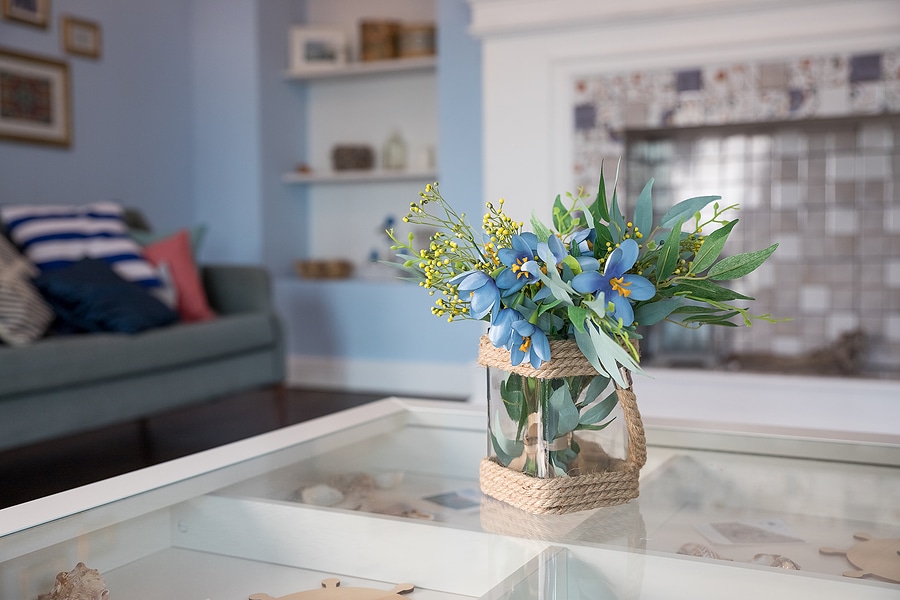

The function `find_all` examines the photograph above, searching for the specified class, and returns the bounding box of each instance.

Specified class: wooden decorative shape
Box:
[820,532,900,583]
[251,577,415,599]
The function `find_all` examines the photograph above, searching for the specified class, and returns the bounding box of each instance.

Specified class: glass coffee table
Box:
[2,398,898,599]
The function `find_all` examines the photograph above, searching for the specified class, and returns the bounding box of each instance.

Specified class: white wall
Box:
[470,0,900,225]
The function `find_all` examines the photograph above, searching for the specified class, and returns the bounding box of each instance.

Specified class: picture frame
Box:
[1,0,50,29]
[0,47,71,147]
[289,26,347,73]
[61,16,101,59]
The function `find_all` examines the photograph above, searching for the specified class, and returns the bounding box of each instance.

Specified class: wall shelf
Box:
[282,168,437,185]
[284,56,436,81]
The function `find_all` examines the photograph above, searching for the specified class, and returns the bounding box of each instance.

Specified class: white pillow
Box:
[0,235,54,346]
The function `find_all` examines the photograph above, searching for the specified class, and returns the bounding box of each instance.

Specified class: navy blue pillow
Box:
[33,258,179,334]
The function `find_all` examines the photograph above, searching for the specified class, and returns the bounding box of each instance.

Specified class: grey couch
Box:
[0,264,285,452]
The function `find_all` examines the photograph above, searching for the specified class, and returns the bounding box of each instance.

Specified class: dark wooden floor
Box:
[0,387,459,509]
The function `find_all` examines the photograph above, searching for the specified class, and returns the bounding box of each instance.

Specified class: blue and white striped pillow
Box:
[0,202,162,289]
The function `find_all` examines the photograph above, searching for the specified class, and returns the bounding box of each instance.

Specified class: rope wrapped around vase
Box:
[478,334,647,514]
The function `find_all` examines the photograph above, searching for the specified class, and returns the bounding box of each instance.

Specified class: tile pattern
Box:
[625,118,900,378]
[573,47,900,190]
[571,47,900,378]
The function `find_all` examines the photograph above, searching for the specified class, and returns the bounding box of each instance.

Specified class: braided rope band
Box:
[478,335,646,514]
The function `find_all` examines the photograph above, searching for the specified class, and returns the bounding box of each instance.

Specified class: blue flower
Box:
[570,238,655,326]
[451,270,500,319]
[488,307,521,350]
[496,233,540,295]
[510,319,552,369]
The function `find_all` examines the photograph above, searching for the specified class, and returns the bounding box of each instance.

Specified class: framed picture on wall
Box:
[1,0,50,29]
[61,16,101,59]
[0,48,71,147]
[289,27,347,73]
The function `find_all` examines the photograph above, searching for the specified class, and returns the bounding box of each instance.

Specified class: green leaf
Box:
[587,324,641,388]
[634,298,683,326]
[658,195,720,229]
[707,243,778,280]
[576,419,616,432]
[582,373,611,405]
[552,195,571,233]
[530,212,553,243]
[633,178,654,240]
[682,311,741,326]
[691,220,737,274]
[578,390,618,426]
[669,279,755,301]
[490,410,523,465]
[549,385,580,437]
[567,305,590,332]
[590,168,611,223]
[609,188,626,243]
[656,217,684,282]
[500,377,525,423]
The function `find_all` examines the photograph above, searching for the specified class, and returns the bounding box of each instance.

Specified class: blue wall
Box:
[0,0,483,372]
[0,1,194,230]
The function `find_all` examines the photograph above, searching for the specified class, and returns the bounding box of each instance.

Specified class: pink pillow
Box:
[142,229,215,322]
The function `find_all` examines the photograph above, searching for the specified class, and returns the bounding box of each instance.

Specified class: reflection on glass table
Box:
[1,398,898,599]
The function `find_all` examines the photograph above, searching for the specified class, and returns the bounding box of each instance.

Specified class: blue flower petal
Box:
[610,294,635,326]
[604,238,639,277]
[571,271,603,294]
[623,274,655,301]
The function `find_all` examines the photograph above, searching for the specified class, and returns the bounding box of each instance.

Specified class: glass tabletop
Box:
[2,398,898,599]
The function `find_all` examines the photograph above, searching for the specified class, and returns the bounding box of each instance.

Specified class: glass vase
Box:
[485,367,629,479]
[478,335,646,513]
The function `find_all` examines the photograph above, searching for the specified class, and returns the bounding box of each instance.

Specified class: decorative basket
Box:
[478,335,646,514]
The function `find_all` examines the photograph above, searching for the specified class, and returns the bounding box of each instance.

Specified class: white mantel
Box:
[469,0,900,222]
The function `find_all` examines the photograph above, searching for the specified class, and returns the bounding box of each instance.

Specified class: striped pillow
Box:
[0,235,54,345]
[0,202,162,289]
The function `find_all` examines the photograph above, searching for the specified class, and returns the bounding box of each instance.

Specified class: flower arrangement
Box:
[389,172,778,387]
[388,171,779,486]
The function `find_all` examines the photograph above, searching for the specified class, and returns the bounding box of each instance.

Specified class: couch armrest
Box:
[201,264,273,315]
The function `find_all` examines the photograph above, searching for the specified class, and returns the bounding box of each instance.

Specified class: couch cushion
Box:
[142,229,216,323]
[0,235,54,345]
[0,201,163,289]
[0,312,279,398]
[34,258,179,334]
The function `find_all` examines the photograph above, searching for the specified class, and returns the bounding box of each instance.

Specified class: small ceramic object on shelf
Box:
[38,562,109,600]
[382,131,407,170]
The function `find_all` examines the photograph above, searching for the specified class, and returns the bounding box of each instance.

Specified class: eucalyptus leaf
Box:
[576,419,616,432]
[500,378,525,423]
[567,305,590,332]
[490,410,523,464]
[549,385,580,437]
[634,297,683,326]
[682,314,740,326]
[669,278,755,301]
[633,178,654,239]
[707,243,778,280]
[579,390,618,426]
[574,327,611,379]
[658,195,720,229]
[691,220,737,274]
[583,373,611,405]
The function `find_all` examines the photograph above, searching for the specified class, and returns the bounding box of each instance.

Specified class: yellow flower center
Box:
[511,257,531,279]
[519,336,532,353]
[610,276,632,298]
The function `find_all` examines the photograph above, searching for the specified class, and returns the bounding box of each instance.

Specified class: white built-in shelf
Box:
[282,168,438,185]
[284,56,436,81]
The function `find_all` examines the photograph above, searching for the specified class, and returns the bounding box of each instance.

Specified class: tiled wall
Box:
[625,118,899,378]
[572,47,900,378]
